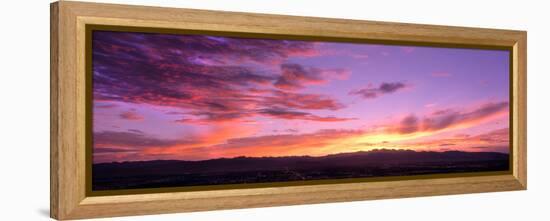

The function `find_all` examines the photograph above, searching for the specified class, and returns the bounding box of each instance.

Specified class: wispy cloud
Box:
[92,31,510,163]
[94,130,187,148]
[94,102,118,109]
[400,128,509,152]
[93,32,349,125]
[274,63,350,90]
[263,90,346,111]
[94,124,510,163]
[119,110,144,121]
[350,82,409,99]
[258,108,356,122]
[388,101,508,134]
[94,100,509,162]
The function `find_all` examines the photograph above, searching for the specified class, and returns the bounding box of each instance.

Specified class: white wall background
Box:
[0,0,548,220]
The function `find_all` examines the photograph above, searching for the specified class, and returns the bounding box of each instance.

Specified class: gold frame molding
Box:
[51,1,527,220]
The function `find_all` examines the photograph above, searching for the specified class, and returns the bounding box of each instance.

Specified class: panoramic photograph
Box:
[91,30,510,191]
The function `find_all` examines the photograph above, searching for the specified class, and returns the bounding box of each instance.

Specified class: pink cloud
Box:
[119,110,144,121]
[388,101,508,134]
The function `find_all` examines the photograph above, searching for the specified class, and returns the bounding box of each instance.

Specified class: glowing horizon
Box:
[92,31,510,163]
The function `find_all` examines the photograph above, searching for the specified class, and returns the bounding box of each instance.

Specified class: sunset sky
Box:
[92,30,510,163]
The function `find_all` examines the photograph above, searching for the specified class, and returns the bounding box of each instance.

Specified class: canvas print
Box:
[91,30,510,191]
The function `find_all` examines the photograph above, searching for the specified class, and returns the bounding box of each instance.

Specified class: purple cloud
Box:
[350,82,408,99]
[94,130,186,148]
[394,114,419,134]
[274,63,349,90]
[258,108,356,122]
[390,101,509,134]
[92,31,349,125]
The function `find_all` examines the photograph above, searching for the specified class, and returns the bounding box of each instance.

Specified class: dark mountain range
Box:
[92,149,509,191]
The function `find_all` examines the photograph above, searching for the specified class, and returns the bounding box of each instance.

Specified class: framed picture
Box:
[50,1,527,220]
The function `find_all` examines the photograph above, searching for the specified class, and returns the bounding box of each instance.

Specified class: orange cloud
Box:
[140,122,258,158]
[94,101,509,162]
[396,128,509,152]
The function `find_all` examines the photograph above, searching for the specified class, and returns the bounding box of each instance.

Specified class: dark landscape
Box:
[92,149,510,191]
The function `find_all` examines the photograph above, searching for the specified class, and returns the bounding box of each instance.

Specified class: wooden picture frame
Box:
[50,1,527,220]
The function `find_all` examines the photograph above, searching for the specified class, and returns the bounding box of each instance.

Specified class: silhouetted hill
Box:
[92,149,509,190]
